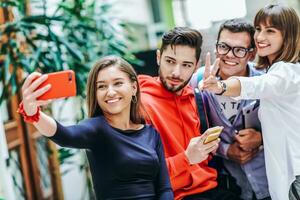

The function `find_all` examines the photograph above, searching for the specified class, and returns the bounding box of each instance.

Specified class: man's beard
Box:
[159,71,191,93]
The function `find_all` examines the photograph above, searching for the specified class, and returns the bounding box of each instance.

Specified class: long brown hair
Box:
[86,55,144,124]
[254,4,300,68]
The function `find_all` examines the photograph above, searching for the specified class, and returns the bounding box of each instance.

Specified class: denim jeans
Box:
[289,176,300,200]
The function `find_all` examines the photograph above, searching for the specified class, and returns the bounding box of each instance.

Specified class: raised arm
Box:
[21,72,97,149]
[21,72,57,136]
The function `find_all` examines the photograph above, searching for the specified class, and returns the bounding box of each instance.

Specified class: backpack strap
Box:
[195,89,226,171]
[194,88,210,134]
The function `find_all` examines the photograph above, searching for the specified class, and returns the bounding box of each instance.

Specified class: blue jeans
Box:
[289,176,300,200]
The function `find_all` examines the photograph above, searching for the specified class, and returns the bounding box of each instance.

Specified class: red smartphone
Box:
[36,70,77,100]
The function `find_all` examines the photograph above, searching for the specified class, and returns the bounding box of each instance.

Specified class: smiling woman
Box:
[95,66,139,126]
[18,55,173,200]
[86,57,143,127]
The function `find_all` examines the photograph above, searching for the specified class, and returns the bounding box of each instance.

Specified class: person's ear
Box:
[194,59,201,72]
[156,49,161,66]
[132,81,138,95]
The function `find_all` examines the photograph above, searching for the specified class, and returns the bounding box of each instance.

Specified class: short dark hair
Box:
[217,18,255,48]
[160,27,203,61]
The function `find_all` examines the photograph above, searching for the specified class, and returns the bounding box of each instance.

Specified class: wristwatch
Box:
[216,81,227,95]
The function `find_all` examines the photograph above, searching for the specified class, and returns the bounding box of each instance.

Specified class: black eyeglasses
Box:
[216,42,254,58]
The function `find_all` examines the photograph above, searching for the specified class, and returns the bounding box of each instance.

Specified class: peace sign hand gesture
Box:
[198,52,223,94]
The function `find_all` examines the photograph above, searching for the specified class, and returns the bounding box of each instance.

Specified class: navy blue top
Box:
[49,116,173,200]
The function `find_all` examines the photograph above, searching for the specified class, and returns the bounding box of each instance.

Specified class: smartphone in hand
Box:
[36,70,77,100]
[203,126,223,144]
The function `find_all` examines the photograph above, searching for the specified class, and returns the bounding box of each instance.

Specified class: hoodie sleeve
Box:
[165,152,193,190]
[166,151,216,191]
[166,152,190,175]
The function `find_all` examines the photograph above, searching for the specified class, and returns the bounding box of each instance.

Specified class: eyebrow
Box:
[182,61,194,65]
[165,56,176,61]
[165,56,195,65]
[256,24,276,29]
[96,78,124,84]
[219,42,249,49]
[265,26,276,29]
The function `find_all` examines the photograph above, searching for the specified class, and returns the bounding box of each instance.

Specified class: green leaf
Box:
[29,47,42,72]
[10,73,18,95]
[0,1,19,8]
[20,21,37,30]
[20,56,32,72]
[4,52,11,82]
[2,22,20,34]
[58,148,76,164]
[58,38,84,61]
[50,49,63,71]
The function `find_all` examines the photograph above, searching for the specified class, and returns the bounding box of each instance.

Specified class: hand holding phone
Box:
[185,126,222,164]
[21,70,76,118]
[203,126,223,144]
[36,70,77,100]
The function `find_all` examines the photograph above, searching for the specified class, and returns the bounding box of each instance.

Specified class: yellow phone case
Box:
[203,126,223,144]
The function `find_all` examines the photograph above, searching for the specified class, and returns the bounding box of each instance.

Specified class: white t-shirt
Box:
[215,95,241,124]
[236,61,300,200]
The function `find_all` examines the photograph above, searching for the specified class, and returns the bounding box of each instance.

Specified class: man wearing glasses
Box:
[190,19,271,200]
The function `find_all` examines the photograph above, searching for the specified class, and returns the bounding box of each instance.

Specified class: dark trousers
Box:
[182,185,242,200]
[252,193,271,200]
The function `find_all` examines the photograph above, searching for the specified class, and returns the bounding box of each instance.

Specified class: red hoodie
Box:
[139,75,217,200]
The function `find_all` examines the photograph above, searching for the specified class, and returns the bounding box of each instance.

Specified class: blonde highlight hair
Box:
[86,55,144,123]
[254,4,300,68]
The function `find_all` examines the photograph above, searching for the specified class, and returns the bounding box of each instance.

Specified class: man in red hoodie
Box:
[139,27,239,200]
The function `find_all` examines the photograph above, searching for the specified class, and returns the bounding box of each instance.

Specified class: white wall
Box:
[113,0,153,24]
[173,0,247,29]
[0,115,16,200]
